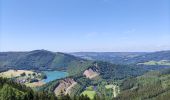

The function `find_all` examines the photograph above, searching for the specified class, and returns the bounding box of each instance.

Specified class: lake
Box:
[42,71,68,83]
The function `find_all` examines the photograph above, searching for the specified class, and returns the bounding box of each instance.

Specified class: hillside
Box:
[117,68,170,100]
[0,77,91,100]
[0,77,58,100]
[0,50,92,75]
[40,65,170,100]
[39,61,146,98]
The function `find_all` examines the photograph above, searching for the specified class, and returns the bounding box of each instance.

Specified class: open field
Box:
[0,69,46,87]
[138,60,170,66]
[105,84,120,97]
[26,81,45,87]
[105,84,115,89]
[0,70,34,78]
[82,90,96,99]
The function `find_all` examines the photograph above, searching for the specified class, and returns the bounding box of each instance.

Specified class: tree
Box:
[94,94,101,100]
[20,72,26,76]
[0,84,16,100]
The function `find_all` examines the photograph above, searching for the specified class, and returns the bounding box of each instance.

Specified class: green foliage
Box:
[0,84,23,100]
[2,50,170,100]
[67,60,92,76]
[40,72,47,79]
[20,72,26,76]
[82,90,96,99]
[0,50,92,75]
[92,61,146,81]
[40,61,146,100]
[117,69,170,100]
[0,77,91,100]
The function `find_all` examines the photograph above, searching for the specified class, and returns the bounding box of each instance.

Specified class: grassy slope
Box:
[82,90,96,99]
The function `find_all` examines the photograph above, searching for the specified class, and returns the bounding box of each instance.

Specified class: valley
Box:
[0,50,170,100]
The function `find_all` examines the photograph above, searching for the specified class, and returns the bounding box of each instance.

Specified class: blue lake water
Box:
[42,71,68,83]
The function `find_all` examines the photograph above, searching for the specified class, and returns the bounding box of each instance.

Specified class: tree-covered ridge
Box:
[1,50,170,73]
[117,68,170,100]
[90,61,146,80]
[0,50,92,75]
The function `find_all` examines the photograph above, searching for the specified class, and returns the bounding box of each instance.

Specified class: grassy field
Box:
[0,70,34,78]
[0,69,45,87]
[105,84,114,89]
[25,81,45,87]
[138,60,170,66]
[82,90,96,99]
[86,86,94,90]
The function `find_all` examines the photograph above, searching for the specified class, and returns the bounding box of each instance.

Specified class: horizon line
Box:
[0,49,170,53]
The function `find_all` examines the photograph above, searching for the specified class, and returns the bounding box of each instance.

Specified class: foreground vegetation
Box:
[116,68,170,100]
[0,77,91,100]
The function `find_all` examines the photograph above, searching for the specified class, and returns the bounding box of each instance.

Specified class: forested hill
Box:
[0,50,92,75]
[117,68,170,100]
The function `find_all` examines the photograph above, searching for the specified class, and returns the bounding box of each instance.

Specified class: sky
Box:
[0,0,170,52]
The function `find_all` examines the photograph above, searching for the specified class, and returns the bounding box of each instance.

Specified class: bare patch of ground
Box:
[54,78,77,96]
[83,68,99,79]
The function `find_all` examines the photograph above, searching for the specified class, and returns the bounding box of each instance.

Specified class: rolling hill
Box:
[71,51,170,71]
[72,51,170,64]
[71,52,146,64]
[0,50,92,75]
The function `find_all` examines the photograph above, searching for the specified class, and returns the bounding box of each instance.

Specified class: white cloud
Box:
[123,29,136,34]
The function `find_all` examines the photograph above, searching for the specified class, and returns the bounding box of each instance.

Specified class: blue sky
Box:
[0,0,170,52]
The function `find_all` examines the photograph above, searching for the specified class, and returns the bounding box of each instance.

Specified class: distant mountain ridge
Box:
[125,50,170,64]
[71,52,147,64]
[71,50,170,64]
